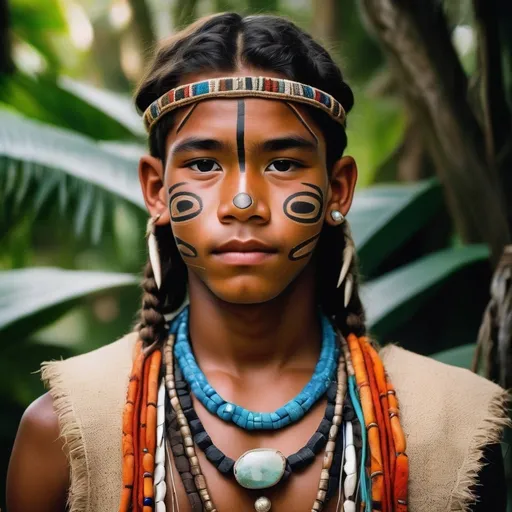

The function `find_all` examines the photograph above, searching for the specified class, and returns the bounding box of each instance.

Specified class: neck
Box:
[186,264,322,375]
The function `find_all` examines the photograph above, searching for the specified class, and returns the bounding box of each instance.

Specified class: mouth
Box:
[212,239,278,265]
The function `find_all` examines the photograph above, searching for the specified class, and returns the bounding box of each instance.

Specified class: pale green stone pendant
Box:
[234,448,286,490]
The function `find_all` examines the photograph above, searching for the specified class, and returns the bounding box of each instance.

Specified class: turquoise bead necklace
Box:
[171,306,339,431]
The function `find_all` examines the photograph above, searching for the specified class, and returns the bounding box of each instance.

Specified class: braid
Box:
[136,224,188,349]
[317,221,367,339]
[337,222,367,338]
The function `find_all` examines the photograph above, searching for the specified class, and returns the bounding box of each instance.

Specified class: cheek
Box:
[168,184,206,259]
[278,182,325,262]
[169,191,203,222]
[282,183,324,224]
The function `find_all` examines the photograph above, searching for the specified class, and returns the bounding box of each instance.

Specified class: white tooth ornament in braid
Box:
[155,378,167,512]
[337,236,354,288]
[343,420,357,512]
[337,223,355,307]
[147,214,162,289]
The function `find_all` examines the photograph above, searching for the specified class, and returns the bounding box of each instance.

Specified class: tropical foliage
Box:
[1,0,510,507]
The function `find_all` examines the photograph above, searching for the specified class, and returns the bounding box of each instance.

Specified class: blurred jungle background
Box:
[1,0,511,508]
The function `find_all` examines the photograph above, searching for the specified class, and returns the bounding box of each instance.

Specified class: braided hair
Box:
[134,12,366,349]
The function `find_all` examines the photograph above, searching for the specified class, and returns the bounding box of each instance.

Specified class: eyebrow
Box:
[258,136,318,153]
[170,137,227,156]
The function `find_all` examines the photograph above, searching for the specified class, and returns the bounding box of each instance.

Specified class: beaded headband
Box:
[143,76,346,133]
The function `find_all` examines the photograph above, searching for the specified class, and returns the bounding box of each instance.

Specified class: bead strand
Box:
[172,307,339,430]
[141,349,162,511]
[173,358,337,479]
[165,330,351,512]
[120,340,144,512]
[312,348,347,512]
[155,379,167,512]
[164,336,217,512]
[165,392,203,511]
[346,334,384,510]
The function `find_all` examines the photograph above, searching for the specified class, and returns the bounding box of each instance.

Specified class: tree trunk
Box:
[312,0,339,44]
[358,0,510,266]
[173,0,198,29]
[90,15,131,92]
[127,0,156,55]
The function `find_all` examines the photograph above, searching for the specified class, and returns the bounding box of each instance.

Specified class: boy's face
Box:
[140,93,357,304]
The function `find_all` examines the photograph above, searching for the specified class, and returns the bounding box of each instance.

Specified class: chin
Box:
[206,274,288,305]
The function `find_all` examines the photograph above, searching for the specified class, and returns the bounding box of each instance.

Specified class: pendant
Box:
[254,496,272,511]
[234,448,286,490]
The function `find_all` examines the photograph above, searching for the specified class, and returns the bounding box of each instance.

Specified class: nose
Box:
[217,174,271,224]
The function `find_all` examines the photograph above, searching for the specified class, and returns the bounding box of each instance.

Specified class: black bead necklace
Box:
[173,359,339,480]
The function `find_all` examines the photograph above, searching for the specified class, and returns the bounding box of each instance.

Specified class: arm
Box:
[7,392,69,512]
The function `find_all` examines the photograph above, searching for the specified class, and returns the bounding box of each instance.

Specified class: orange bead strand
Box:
[119,340,144,512]
[346,334,385,510]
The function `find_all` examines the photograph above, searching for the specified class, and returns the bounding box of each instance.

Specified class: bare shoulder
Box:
[7,392,69,512]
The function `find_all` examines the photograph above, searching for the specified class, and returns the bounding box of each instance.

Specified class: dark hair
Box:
[134,12,366,348]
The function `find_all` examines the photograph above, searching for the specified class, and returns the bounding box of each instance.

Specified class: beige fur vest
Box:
[41,333,509,512]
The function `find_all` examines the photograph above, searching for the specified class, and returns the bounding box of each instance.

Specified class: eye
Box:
[189,159,221,173]
[267,160,303,172]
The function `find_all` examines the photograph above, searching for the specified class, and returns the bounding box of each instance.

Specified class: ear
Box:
[139,154,170,225]
[325,156,358,226]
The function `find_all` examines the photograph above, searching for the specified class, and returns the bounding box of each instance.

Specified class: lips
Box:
[212,239,277,265]
[213,239,277,254]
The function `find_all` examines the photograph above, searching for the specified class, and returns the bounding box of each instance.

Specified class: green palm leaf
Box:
[363,245,489,336]
[430,343,476,369]
[0,110,145,240]
[58,77,145,137]
[0,73,137,140]
[351,178,443,274]
[0,267,138,339]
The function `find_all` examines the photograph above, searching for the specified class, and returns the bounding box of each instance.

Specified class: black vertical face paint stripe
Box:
[237,100,246,173]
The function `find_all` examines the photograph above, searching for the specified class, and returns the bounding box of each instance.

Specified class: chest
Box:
[165,396,342,512]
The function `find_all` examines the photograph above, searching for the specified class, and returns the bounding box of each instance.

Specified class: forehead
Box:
[167,98,324,141]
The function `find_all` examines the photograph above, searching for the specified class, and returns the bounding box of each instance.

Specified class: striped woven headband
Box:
[143,76,346,133]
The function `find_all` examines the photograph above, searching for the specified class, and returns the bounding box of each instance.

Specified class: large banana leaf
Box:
[0,73,136,140]
[9,0,67,70]
[0,110,144,217]
[351,178,443,274]
[0,268,138,339]
[0,341,75,405]
[58,77,145,137]
[430,343,476,370]
[363,245,489,336]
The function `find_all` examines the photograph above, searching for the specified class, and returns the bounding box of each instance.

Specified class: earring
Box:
[336,222,355,307]
[330,209,345,224]
[146,214,162,289]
